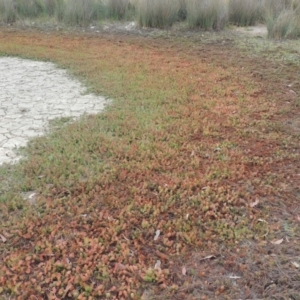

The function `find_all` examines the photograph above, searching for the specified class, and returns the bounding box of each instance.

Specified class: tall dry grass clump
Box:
[43,0,57,15]
[14,0,48,18]
[229,0,263,26]
[1,0,300,37]
[53,0,65,21]
[0,0,106,25]
[62,0,105,25]
[104,0,131,19]
[186,0,229,30]
[264,0,300,39]
[0,0,17,23]
[0,0,54,21]
[178,0,187,21]
[136,0,180,28]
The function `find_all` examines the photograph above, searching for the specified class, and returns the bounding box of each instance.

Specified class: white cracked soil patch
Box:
[0,57,108,165]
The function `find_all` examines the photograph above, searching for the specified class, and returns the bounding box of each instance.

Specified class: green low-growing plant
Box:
[186,0,229,30]
[136,0,180,28]
[229,0,263,26]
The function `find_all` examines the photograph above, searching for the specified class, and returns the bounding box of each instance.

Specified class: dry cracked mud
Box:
[0,57,108,165]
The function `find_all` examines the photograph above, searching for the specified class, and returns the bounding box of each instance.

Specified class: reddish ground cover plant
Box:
[0,28,299,299]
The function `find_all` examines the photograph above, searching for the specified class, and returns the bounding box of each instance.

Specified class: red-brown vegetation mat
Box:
[0,28,299,299]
